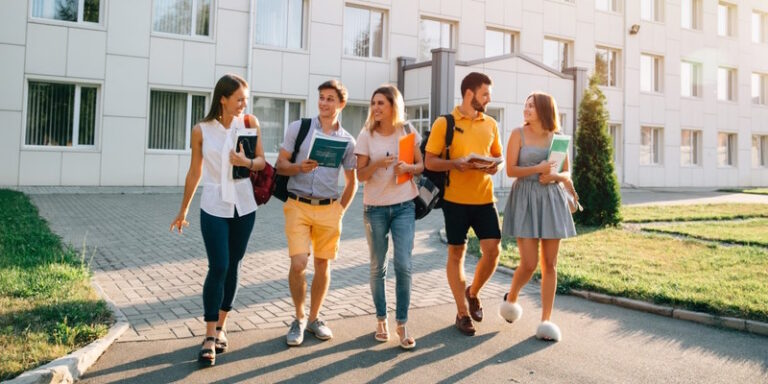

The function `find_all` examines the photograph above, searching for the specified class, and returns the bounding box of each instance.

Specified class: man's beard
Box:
[471,96,487,113]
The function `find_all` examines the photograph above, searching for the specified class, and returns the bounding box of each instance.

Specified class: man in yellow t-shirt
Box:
[424,72,503,336]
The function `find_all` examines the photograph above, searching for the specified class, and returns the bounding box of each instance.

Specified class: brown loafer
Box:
[465,286,483,322]
[455,315,476,336]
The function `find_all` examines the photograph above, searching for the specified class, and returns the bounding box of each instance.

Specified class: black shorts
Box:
[442,201,501,245]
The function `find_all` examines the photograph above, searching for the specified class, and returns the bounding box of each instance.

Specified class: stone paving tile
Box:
[29,189,530,342]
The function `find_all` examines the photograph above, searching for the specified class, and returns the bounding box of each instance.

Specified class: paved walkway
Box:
[29,191,515,342]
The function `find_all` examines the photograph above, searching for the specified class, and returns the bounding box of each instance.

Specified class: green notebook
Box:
[547,135,571,173]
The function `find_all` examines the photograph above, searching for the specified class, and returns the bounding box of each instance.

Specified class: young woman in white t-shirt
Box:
[170,74,265,366]
[355,85,423,349]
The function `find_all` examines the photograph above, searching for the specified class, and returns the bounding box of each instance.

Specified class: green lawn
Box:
[643,218,768,247]
[469,204,768,323]
[621,203,768,223]
[718,188,768,196]
[0,190,112,381]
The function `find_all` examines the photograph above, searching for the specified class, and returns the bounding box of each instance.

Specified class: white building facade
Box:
[1,0,767,187]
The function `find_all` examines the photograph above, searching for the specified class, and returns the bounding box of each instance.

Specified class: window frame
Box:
[752,135,768,168]
[418,16,456,62]
[595,46,621,88]
[608,123,622,165]
[681,0,703,31]
[150,0,215,41]
[543,37,573,73]
[146,88,210,154]
[405,104,431,135]
[680,129,702,167]
[640,126,663,166]
[753,11,768,44]
[641,0,665,23]
[29,0,105,27]
[640,53,664,94]
[343,4,388,60]
[681,60,703,98]
[752,72,768,105]
[717,66,738,102]
[484,27,518,58]
[717,2,737,38]
[595,0,622,13]
[717,132,738,167]
[22,76,102,151]
[251,96,305,155]
[253,0,308,51]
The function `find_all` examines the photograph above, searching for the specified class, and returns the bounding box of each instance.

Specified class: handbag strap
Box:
[289,118,312,163]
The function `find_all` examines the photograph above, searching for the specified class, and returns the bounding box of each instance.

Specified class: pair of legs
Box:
[364,201,415,347]
[506,238,561,321]
[199,209,255,360]
[289,254,331,323]
[447,239,500,317]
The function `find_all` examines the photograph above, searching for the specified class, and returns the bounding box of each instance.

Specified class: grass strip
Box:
[621,203,768,223]
[469,225,768,323]
[718,188,768,196]
[641,218,768,247]
[0,190,112,381]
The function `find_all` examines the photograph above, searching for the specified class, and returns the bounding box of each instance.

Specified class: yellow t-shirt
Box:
[425,106,503,205]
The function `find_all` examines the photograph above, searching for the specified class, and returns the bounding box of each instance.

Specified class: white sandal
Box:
[374,319,389,342]
[396,323,416,350]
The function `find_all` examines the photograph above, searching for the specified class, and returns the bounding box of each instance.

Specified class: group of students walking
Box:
[169,72,577,367]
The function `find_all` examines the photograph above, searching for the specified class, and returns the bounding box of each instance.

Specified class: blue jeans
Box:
[363,200,415,323]
[200,209,255,322]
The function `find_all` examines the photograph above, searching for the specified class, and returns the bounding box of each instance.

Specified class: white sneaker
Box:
[307,318,333,340]
[286,319,307,346]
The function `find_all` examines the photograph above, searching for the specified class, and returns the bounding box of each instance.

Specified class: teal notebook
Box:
[307,131,350,168]
[547,135,571,173]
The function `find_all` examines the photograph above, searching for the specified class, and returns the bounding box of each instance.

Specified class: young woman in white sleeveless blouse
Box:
[170,74,266,367]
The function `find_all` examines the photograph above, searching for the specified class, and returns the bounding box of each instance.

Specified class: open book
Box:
[466,153,503,169]
[547,135,571,173]
[232,129,258,179]
[307,131,350,168]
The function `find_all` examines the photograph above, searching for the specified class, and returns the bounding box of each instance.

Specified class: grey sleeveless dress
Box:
[502,129,576,239]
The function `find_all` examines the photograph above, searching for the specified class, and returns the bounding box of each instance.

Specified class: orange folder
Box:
[397,132,415,184]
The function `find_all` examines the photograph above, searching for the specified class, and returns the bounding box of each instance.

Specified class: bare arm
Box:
[230,115,267,171]
[276,148,318,176]
[505,128,553,178]
[339,168,358,209]
[357,154,395,182]
[170,125,204,234]
[424,152,474,172]
[394,147,424,176]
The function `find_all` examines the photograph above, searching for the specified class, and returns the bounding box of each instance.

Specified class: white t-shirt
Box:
[355,123,422,206]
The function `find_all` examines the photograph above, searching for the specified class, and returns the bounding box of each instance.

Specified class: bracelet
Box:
[250,158,254,170]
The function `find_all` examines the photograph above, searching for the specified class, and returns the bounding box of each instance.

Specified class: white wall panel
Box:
[61,152,101,185]
[107,0,151,57]
[0,44,24,111]
[0,111,21,185]
[19,151,61,185]
[100,117,145,185]
[0,0,27,45]
[67,29,107,79]
[149,38,184,85]
[26,24,67,76]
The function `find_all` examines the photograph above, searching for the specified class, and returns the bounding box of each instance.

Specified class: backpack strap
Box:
[290,118,312,163]
[441,114,455,187]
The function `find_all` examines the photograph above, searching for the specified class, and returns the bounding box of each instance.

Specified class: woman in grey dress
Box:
[498,92,577,342]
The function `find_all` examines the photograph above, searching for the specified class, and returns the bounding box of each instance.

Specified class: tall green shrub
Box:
[572,73,622,226]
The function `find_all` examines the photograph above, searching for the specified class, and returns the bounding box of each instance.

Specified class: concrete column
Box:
[430,48,456,125]
[396,56,415,94]
[564,66,589,159]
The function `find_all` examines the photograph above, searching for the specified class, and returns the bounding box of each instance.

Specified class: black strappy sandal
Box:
[198,336,216,367]
[215,326,228,353]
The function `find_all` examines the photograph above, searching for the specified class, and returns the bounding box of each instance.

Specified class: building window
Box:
[640,126,663,165]
[641,0,664,22]
[486,108,503,133]
[753,11,768,43]
[148,90,206,150]
[254,0,305,49]
[152,0,212,37]
[596,0,621,13]
[717,132,737,166]
[752,135,768,167]
[680,129,702,166]
[595,46,620,87]
[641,54,663,93]
[543,38,571,72]
[31,0,101,23]
[340,104,368,141]
[559,113,567,133]
[681,61,702,98]
[419,18,454,62]
[405,104,430,134]
[344,5,385,59]
[752,73,768,104]
[609,123,622,164]
[252,97,302,153]
[682,0,703,30]
[25,81,98,147]
[485,28,516,57]
[718,2,737,37]
[718,67,737,101]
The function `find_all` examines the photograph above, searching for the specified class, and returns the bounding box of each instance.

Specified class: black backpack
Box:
[272,118,312,202]
[420,114,455,210]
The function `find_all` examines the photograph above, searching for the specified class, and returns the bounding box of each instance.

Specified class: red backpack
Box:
[244,115,276,205]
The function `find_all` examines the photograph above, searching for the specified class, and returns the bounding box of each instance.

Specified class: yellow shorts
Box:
[283,198,344,260]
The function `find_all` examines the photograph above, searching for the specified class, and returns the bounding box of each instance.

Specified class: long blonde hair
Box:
[364,85,406,132]
[523,91,561,133]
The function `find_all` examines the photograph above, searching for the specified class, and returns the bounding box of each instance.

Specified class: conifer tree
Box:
[572,73,622,226]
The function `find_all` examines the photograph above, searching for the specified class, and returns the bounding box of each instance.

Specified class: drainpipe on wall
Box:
[430,48,456,125]
[564,67,588,162]
[246,0,255,89]
[397,56,416,95]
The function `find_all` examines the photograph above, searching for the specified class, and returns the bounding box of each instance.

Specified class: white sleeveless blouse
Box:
[199,117,258,218]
